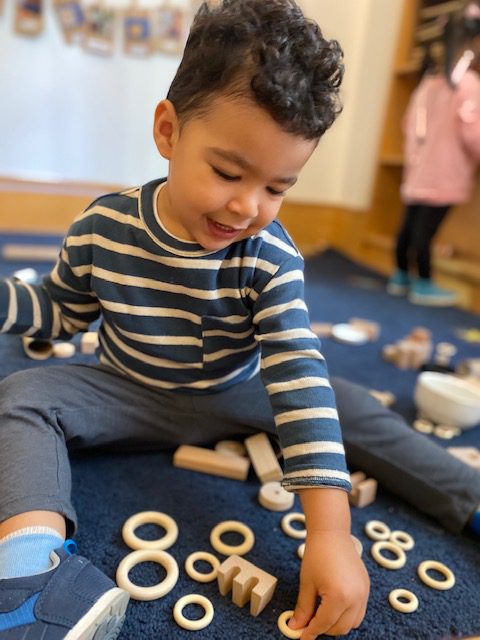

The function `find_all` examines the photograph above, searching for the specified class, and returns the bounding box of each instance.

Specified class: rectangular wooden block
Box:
[217,554,277,616]
[447,446,480,470]
[349,476,377,508]
[173,445,250,481]
[244,432,283,484]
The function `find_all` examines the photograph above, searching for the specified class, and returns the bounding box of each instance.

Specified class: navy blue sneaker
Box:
[0,541,129,639]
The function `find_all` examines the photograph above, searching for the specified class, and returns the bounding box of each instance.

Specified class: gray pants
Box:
[0,364,478,535]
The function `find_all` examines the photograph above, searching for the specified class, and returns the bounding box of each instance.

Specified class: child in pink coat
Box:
[388,3,480,306]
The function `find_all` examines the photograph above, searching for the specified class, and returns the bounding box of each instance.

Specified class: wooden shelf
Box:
[380,154,404,167]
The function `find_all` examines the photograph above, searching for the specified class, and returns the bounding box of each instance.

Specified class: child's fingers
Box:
[289,583,317,629]
[297,597,345,640]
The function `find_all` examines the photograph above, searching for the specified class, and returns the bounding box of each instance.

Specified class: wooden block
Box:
[349,476,377,508]
[310,322,333,338]
[369,389,396,407]
[217,554,277,616]
[173,445,250,481]
[2,244,60,262]
[244,433,283,484]
[350,471,367,488]
[80,331,99,354]
[447,447,480,470]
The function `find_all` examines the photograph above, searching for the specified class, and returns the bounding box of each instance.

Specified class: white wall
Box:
[0,0,403,208]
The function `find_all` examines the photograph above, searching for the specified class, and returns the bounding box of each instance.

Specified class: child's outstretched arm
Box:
[289,487,370,639]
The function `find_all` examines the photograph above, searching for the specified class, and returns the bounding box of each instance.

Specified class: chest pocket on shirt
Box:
[201,314,257,371]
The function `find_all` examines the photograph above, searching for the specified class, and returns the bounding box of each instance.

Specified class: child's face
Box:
[154,96,317,251]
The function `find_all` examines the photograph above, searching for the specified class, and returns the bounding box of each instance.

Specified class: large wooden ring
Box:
[277,610,303,639]
[210,520,254,556]
[371,540,406,569]
[116,549,179,600]
[281,513,306,539]
[173,594,214,631]
[388,588,419,613]
[185,551,220,583]
[365,519,391,541]
[122,511,178,550]
[418,560,455,590]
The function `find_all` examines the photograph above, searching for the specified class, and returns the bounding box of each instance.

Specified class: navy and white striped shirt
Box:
[0,178,351,492]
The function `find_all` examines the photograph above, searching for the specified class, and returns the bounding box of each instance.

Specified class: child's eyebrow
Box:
[209,147,297,186]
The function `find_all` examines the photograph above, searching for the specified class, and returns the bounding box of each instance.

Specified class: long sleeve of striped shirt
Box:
[0,178,351,493]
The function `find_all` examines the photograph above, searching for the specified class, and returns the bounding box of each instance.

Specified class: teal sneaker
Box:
[387,270,410,296]
[409,278,458,307]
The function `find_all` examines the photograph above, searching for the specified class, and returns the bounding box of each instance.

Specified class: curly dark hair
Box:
[166,0,344,140]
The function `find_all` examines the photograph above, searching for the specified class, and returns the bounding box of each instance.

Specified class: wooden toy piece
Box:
[217,554,277,617]
[258,481,294,512]
[244,433,283,484]
[413,418,434,434]
[173,445,250,481]
[214,440,247,457]
[310,322,333,338]
[434,342,457,368]
[53,342,76,358]
[457,358,480,378]
[433,424,461,439]
[369,389,396,407]
[349,471,377,508]
[2,244,60,262]
[80,331,99,354]
[22,336,53,360]
[383,327,433,370]
[348,317,380,341]
[447,446,480,470]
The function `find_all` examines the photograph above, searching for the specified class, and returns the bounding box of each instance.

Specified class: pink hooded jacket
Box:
[401,68,480,205]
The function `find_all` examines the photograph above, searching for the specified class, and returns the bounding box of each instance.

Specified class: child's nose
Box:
[227,192,259,219]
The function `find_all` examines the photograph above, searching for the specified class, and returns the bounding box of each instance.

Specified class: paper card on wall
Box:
[153,2,188,55]
[123,7,152,56]
[0,0,5,17]
[53,0,85,43]
[82,3,116,56]
[14,0,44,36]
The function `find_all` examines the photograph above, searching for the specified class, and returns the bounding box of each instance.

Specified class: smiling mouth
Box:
[208,219,248,235]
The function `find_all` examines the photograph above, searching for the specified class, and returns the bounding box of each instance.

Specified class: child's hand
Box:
[289,530,370,639]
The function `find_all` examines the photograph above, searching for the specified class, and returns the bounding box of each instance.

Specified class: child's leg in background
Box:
[394,204,419,273]
[412,204,451,279]
[331,376,480,533]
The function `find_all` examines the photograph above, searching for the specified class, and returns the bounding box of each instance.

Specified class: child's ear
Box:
[153,100,180,160]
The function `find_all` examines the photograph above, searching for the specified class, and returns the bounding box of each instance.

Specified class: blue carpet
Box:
[0,245,479,640]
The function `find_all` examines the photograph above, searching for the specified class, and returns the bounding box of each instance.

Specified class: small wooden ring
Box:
[390,530,415,551]
[122,511,178,551]
[371,540,406,569]
[173,594,214,631]
[184,551,220,583]
[278,610,303,639]
[281,513,306,539]
[259,481,294,512]
[297,543,305,559]
[210,520,254,556]
[418,560,455,590]
[388,588,419,613]
[365,519,391,541]
[116,549,179,600]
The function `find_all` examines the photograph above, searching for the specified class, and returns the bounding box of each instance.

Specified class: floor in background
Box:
[0,245,479,639]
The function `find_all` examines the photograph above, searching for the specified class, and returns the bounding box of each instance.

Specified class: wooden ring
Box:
[116,549,179,600]
[173,594,214,631]
[390,530,415,551]
[365,519,391,541]
[371,540,406,569]
[297,543,305,560]
[388,588,419,613]
[122,511,178,550]
[418,560,455,590]
[184,551,220,583]
[281,513,306,539]
[277,610,303,639]
[259,481,294,512]
[210,520,254,556]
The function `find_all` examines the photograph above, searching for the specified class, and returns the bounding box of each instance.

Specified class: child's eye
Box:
[267,187,286,197]
[212,167,239,181]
